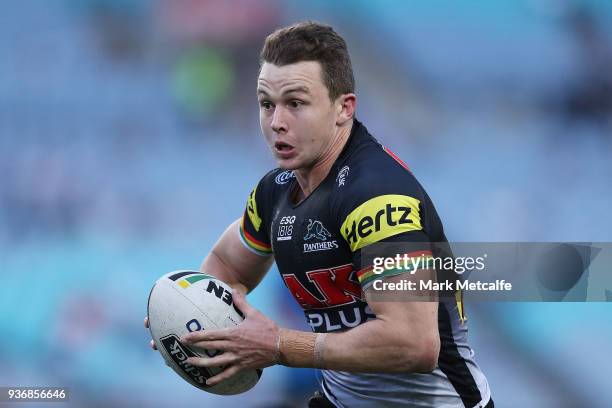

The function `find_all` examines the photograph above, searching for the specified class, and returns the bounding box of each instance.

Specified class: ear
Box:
[336,93,356,126]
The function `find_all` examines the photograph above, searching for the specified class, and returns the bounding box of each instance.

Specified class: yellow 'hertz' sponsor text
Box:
[246,186,262,231]
[341,195,422,251]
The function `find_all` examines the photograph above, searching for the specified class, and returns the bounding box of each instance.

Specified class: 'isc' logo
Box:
[340,194,422,251]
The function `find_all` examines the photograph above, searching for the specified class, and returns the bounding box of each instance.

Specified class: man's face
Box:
[257,61,339,170]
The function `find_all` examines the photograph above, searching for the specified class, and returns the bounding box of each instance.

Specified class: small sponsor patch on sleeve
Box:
[340,194,422,252]
[246,186,262,232]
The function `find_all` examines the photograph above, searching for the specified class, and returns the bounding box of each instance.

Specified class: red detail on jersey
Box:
[306,264,362,306]
[241,215,271,249]
[383,146,411,172]
[283,275,325,308]
[283,264,362,310]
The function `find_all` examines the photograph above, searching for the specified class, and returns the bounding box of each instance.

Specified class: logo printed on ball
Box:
[168,271,215,289]
[160,334,213,386]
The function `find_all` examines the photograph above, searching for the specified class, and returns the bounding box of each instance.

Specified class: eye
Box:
[289,100,303,109]
[260,101,273,110]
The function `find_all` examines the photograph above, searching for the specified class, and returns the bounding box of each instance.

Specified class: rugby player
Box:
[146,22,493,407]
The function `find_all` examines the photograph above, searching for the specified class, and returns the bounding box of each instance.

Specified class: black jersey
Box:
[239,120,491,407]
[241,119,447,327]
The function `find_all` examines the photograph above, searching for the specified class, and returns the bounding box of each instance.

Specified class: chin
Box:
[276,158,301,171]
[278,163,299,171]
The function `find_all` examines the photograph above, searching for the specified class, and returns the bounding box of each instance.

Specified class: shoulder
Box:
[251,168,295,199]
[332,136,426,207]
[241,168,293,247]
[245,168,292,228]
[330,130,433,251]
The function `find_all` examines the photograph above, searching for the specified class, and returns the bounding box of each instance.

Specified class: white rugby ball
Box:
[147,270,262,395]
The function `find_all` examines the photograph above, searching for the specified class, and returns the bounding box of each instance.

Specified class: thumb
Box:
[232,289,255,317]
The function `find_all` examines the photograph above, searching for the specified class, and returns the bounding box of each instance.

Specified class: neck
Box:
[294,120,353,200]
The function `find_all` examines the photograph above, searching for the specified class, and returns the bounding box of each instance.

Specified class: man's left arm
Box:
[282,270,439,373]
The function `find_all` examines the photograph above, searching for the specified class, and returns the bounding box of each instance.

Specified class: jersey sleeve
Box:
[239,174,275,257]
[333,161,438,289]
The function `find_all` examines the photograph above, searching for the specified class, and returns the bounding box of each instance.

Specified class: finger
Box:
[205,365,242,386]
[231,285,247,297]
[190,340,232,352]
[232,290,255,317]
[181,328,233,344]
[150,339,157,350]
[144,316,149,328]
[186,353,236,368]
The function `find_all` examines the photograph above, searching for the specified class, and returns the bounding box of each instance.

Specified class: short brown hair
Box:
[260,21,355,101]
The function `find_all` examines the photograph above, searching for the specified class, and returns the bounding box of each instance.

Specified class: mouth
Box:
[274,141,294,152]
[273,141,297,160]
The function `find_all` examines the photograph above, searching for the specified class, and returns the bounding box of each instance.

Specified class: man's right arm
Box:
[144,217,273,347]
[201,218,274,294]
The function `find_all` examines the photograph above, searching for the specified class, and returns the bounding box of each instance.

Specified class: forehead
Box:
[257,61,326,94]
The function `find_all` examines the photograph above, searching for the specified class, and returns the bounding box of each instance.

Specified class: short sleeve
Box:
[239,176,274,257]
[333,164,436,289]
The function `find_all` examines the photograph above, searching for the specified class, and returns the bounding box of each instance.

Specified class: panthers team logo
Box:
[304,219,331,241]
[303,219,338,253]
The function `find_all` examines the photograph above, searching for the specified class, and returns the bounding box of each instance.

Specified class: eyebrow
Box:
[257,86,311,96]
[283,86,310,95]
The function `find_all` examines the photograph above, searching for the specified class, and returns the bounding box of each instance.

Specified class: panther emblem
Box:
[303,219,331,241]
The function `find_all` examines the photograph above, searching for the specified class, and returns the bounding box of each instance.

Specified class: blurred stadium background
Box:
[1,0,611,407]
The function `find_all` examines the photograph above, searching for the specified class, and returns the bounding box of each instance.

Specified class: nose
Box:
[271,106,287,134]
